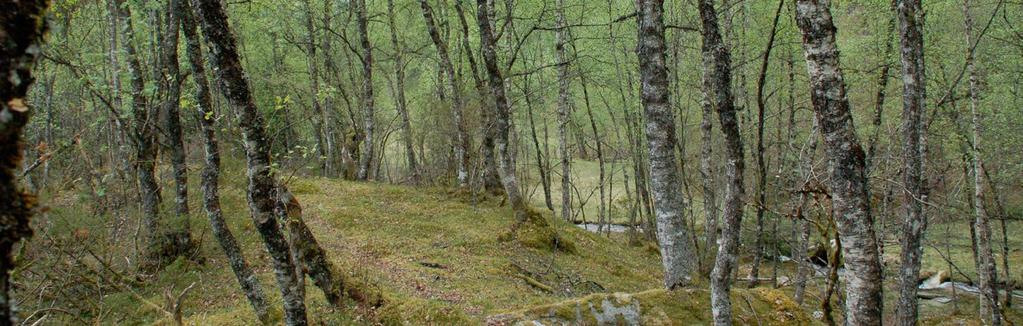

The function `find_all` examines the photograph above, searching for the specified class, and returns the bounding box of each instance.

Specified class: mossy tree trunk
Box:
[476,0,528,220]
[355,0,376,181]
[159,0,194,258]
[188,0,308,323]
[0,0,48,322]
[794,1,884,324]
[178,1,271,322]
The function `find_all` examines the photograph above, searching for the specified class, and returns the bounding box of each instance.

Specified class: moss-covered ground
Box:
[21,157,1023,324]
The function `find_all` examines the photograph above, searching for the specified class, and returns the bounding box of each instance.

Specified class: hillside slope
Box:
[185,177,811,324]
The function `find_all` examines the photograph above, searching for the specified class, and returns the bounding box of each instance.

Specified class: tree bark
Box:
[637,0,697,289]
[114,0,171,267]
[555,0,572,221]
[894,0,929,324]
[178,1,271,322]
[697,0,747,323]
[476,0,528,219]
[355,0,375,181]
[698,82,718,273]
[794,1,883,324]
[454,0,502,194]
[963,0,1002,323]
[0,1,48,323]
[160,0,193,257]
[419,0,469,188]
[189,0,308,323]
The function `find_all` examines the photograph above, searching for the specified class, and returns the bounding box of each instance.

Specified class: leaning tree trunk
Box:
[0,1,48,323]
[189,0,308,324]
[794,1,884,324]
[963,0,1002,323]
[894,0,929,325]
[160,0,193,256]
[698,0,747,323]
[419,0,469,188]
[355,0,375,181]
[555,0,573,221]
[178,1,271,322]
[476,0,528,219]
[636,0,697,289]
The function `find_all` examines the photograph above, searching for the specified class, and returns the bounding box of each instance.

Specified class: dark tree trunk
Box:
[794,1,884,324]
[355,0,375,181]
[894,0,929,324]
[189,0,308,323]
[178,1,271,322]
[419,0,469,187]
[476,0,528,219]
[636,0,696,289]
[160,0,193,257]
[454,0,502,194]
[0,1,48,323]
[697,0,747,323]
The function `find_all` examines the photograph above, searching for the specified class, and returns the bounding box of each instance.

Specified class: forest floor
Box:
[19,161,1023,324]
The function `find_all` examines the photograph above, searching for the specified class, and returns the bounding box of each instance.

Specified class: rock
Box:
[487,288,816,325]
[919,270,949,290]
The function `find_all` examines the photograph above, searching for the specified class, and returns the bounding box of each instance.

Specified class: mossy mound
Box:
[498,209,578,254]
[487,287,816,326]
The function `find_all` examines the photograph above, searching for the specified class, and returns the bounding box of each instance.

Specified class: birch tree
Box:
[636,0,696,289]
[794,1,883,324]
[894,0,930,324]
[697,0,747,322]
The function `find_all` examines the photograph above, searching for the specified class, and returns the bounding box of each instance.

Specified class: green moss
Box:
[499,209,578,254]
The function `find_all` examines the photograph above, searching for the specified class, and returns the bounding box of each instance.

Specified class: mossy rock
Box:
[487,287,816,325]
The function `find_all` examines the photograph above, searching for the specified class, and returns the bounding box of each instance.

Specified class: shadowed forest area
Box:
[1,0,1022,324]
